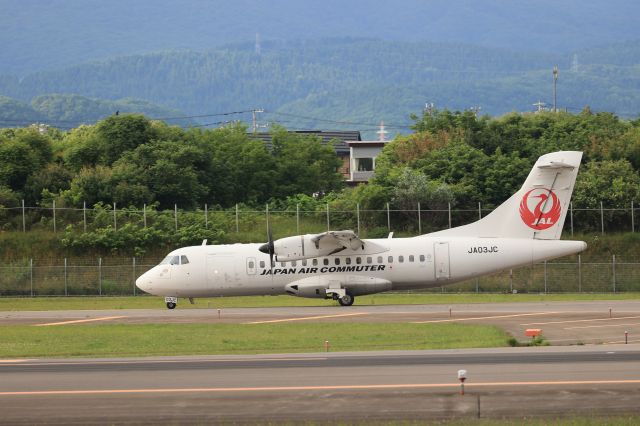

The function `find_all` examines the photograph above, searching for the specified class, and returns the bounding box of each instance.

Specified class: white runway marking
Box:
[411,312,557,324]
[521,315,640,326]
[33,316,127,327]
[245,312,367,324]
[564,322,640,330]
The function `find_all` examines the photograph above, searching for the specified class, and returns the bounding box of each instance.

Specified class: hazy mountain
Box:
[2,0,640,75]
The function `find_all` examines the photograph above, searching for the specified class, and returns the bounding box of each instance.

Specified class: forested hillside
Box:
[2,0,640,75]
[2,38,640,135]
[0,94,190,129]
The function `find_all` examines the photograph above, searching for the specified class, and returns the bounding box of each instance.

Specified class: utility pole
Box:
[251,108,264,133]
[553,65,559,113]
[469,106,481,117]
[533,101,546,113]
[424,102,435,116]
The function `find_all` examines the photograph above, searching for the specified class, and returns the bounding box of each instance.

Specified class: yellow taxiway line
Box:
[33,316,127,327]
[245,312,367,324]
[411,312,558,324]
[2,379,640,396]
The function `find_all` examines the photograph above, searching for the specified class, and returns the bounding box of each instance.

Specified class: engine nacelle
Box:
[273,234,337,261]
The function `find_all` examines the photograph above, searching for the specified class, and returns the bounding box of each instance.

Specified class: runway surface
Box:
[1,346,640,424]
[3,300,640,423]
[4,300,640,345]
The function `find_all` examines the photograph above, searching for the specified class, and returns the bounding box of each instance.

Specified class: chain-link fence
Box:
[0,201,639,236]
[1,255,638,296]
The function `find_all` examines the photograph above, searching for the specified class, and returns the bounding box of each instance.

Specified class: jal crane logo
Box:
[519,188,561,230]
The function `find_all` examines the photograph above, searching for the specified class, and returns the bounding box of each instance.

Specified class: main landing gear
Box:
[329,290,355,306]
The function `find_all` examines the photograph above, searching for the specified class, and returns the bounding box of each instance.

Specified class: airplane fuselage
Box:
[136,235,586,299]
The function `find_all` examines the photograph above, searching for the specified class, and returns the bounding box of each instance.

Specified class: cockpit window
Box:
[160,255,180,265]
[181,255,189,265]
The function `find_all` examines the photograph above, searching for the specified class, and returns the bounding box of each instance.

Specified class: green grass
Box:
[0,322,509,358]
[1,292,639,311]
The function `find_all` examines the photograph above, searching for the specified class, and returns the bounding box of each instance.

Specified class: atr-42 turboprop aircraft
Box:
[136,151,587,309]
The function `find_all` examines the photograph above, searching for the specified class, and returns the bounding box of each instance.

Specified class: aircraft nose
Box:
[135,273,152,293]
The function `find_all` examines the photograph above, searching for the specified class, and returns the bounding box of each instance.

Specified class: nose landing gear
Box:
[164,296,178,309]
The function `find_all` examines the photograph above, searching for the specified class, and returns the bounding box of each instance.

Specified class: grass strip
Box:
[0,322,509,358]
[0,293,639,311]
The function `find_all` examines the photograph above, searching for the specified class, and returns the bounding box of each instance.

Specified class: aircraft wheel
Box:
[166,302,177,309]
[338,293,354,306]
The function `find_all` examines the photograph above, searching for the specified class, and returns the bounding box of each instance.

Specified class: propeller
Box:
[259,226,275,273]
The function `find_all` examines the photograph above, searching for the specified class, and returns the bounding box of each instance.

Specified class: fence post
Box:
[64,258,68,296]
[478,202,482,220]
[578,254,582,293]
[448,202,452,228]
[132,257,136,296]
[21,199,25,232]
[266,203,270,231]
[612,254,616,293]
[98,257,102,296]
[509,269,513,293]
[326,203,330,231]
[30,258,33,297]
[52,200,56,233]
[417,202,422,235]
[174,204,178,231]
[384,202,389,231]
[296,203,300,235]
[356,203,360,235]
[600,201,604,235]
[205,203,209,229]
[113,202,117,231]
[570,202,574,236]
[235,204,239,233]
[143,203,147,228]
[632,201,635,233]
[544,261,547,294]
[83,201,87,232]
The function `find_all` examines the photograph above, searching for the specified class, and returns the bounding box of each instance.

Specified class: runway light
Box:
[218,309,221,319]
[324,340,330,352]
[458,369,467,395]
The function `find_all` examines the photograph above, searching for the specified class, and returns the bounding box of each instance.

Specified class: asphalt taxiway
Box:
[1,346,640,424]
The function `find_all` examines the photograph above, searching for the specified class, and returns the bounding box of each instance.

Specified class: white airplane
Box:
[136,151,587,309]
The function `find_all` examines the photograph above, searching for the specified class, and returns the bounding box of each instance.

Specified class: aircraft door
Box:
[434,242,450,280]
[207,255,236,288]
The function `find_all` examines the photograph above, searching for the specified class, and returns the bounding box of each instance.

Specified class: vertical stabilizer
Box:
[428,151,582,240]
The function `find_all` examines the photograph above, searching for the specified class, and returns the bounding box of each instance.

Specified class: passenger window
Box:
[292,261,297,267]
[356,257,362,264]
[420,255,426,262]
[335,258,341,265]
[409,255,414,262]
[399,256,404,263]
[180,255,189,265]
[346,257,351,265]
[313,259,318,266]
[388,256,393,263]
[366,257,372,264]
[302,260,307,266]
[323,258,329,266]
[260,261,265,268]
[271,260,276,267]
[377,256,383,263]
[248,261,255,268]
[281,262,286,267]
